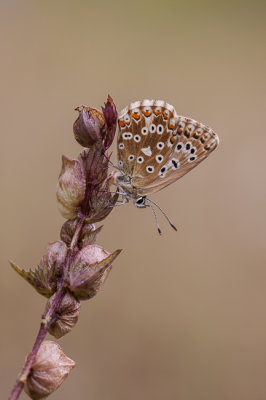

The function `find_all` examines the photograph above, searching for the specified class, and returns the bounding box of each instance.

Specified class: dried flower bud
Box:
[86,175,119,223]
[10,241,67,297]
[67,245,122,300]
[60,219,103,248]
[46,292,80,338]
[56,155,86,219]
[79,224,103,247]
[102,95,118,149]
[73,106,106,147]
[79,143,108,185]
[60,218,79,246]
[40,241,67,275]
[24,341,75,399]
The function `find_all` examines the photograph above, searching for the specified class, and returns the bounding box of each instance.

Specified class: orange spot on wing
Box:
[170,137,175,144]
[163,112,169,120]
[131,112,140,120]
[119,120,126,127]
[154,110,161,116]
[143,111,152,117]
[168,123,175,130]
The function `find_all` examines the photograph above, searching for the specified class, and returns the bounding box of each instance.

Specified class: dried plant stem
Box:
[9,96,119,400]
[8,217,86,400]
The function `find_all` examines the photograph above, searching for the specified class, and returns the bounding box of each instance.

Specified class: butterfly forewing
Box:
[117,100,219,196]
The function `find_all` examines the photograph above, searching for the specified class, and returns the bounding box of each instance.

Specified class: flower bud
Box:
[60,219,103,248]
[60,218,79,246]
[74,244,110,266]
[67,245,122,300]
[10,241,67,298]
[46,292,80,338]
[56,155,86,219]
[102,95,118,149]
[73,106,106,147]
[79,224,103,247]
[40,241,67,275]
[24,341,75,399]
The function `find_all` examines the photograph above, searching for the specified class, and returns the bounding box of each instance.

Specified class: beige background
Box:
[1,1,266,399]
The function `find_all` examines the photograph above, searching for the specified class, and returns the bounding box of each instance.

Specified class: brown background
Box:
[1,1,266,399]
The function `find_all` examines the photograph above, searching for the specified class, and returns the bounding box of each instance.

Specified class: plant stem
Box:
[8,216,86,400]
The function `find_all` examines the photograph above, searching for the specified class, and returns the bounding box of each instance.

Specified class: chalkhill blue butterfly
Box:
[113,100,219,233]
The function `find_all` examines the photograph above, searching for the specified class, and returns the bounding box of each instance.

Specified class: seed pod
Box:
[67,245,122,300]
[10,241,67,298]
[73,106,106,147]
[56,155,86,219]
[101,95,118,149]
[24,341,75,399]
[46,292,80,338]
[60,219,102,248]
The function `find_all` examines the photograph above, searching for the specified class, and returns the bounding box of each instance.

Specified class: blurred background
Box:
[1,1,266,399]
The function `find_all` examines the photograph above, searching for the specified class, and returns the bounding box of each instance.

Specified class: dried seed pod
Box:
[79,224,103,247]
[73,106,106,147]
[60,219,79,246]
[67,245,122,300]
[40,241,68,276]
[24,341,75,399]
[101,95,118,149]
[10,241,67,298]
[60,219,101,248]
[56,155,86,219]
[46,292,80,338]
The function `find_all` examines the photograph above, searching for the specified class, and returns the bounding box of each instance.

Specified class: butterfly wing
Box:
[117,100,219,196]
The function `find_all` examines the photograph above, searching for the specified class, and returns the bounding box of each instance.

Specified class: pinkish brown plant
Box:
[8,96,121,400]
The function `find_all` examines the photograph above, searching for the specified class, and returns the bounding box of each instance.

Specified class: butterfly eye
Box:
[146,166,154,173]
[119,143,125,149]
[128,155,135,161]
[137,156,144,163]
[141,127,148,135]
[157,142,164,150]
[134,135,141,142]
[156,155,164,163]
[135,197,145,206]
[157,125,164,134]
[149,124,156,133]
[118,160,123,167]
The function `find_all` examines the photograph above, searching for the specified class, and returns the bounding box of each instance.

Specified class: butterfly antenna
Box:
[146,198,177,232]
[148,203,162,235]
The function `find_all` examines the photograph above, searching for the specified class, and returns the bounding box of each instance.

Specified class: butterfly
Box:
[113,100,219,233]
